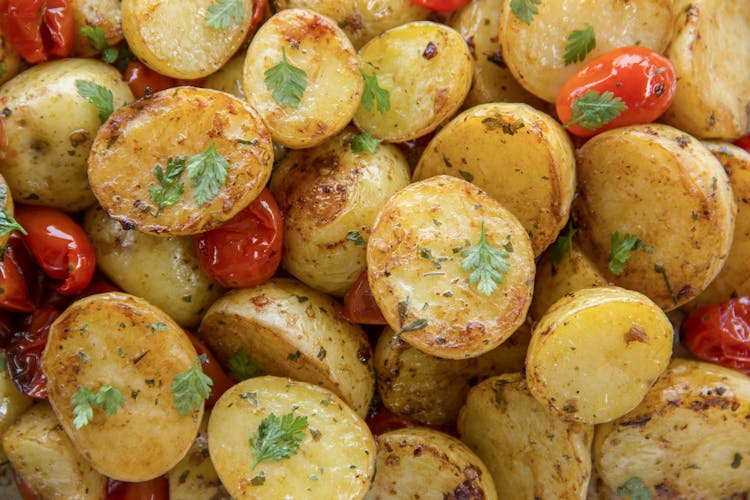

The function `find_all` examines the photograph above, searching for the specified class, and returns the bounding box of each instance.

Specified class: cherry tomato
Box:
[556,46,677,138]
[13,469,39,500]
[0,310,16,348]
[366,404,421,435]
[78,276,121,298]
[249,0,268,33]
[186,331,235,406]
[734,134,750,155]
[14,206,96,295]
[681,297,750,375]
[0,0,74,64]
[408,0,471,12]
[342,271,387,325]
[123,61,179,99]
[106,477,169,500]
[6,305,60,398]
[0,234,34,313]
[195,188,283,288]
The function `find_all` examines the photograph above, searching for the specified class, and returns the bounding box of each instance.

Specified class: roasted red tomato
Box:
[186,331,235,406]
[106,477,169,500]
[366,404,421,435]
[556,46,676,137]
[0,234,34,313]
[681,297,750,375]
[123,61,179,99]
[408,0,471,12]
[6,305,60,398]
[14,206,96,295]
[342,271,387,325]
[735,134,750,155]
[195,188,283,288]
[0,0,74,64]
[13,469,39,500]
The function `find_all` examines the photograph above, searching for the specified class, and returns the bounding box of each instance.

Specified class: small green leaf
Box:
[548,221,576,265]
[76,80,114,123]
[346,230,366,247]
[227,348,263,381]
[250,412,309,468]
[616,477,652,500]
[397,318,428,335]
[732,452,742,469]
[71,387,96,429]
[149,156,186,215]
[94,386,125,416]
[205,0,245,30]
[0,184,25,236]
[264,47,307,109]
[609,232,651,275]
[510,0,542,25]
[461,221,510,296]
[565,90,627,131]
[171,357,213,417]
[360,68,390,114]
[186,142,230,206]
[80,26,107,51]
[351,132,382,154]
[564,24,596,65]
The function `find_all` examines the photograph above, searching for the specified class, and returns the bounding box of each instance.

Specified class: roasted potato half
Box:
[0,351,33,463]
[269,126,411,296]
[661,1,750,139]
[367,175,535,360]
[2,402,107,500]
[526,286,673,424]
[71,0,123,58]
[458,374,593,499]
[572,124,736,311]
[198,278,374,417]
[353,21,473,142]
[413,102,576,256]
[364,427,497,500]
[243,9,363,149]
[41,293,202,482]
[375,323,529,427]
[208,376,375,500]
[498,0,673,102]
[0,58,133,211]
[594,358,750,497]
[88,86,273,236]
[203,54,245,99]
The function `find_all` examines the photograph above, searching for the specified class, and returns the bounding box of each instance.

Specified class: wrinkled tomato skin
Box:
[186,331,235,406]
[6,305,60,399]
[0,234,34,313]
[681,297,750,375]
[195,188,283,288]
[106,477,169,500]
[556,46,676,137]
[342,271,387,325]
[408,0,471,12]
[14,206,96,295]
[0,0,73,64]
[734,134,750,155]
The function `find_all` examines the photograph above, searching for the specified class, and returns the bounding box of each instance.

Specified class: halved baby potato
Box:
[71,0,123,58]
[88,86,273,236]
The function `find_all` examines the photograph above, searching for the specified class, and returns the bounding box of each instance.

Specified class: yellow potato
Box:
[0,35,22,86]
[0,352,33,463]
[71,0,123,58]
[203,54,245,99]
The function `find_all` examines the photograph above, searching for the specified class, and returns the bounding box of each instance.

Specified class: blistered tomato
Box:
[0,0,74,63]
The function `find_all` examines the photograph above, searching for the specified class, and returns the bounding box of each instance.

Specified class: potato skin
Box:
[71,0,123,57]
[0,35,22,86]
[0,352,33,463]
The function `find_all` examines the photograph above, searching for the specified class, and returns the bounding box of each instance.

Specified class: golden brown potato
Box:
[0,35,22,86]
[526,286,674,424]
[458,374,593,499]
[572,124,736,311]
[71,0,123,58]
[88,86,273,236]
[412,102,576,256]
[353,21,473,142]
[41,293,202,481]
[243,9,363,149]
[367,175,535,360]
[0,352,33,463]
[661,1,750,139]
[594,358,750,497]
[269,126,411,296]
[198,278,374,417]
[208,376,375,500]
[364,427,498,499]
[202,54,245,99]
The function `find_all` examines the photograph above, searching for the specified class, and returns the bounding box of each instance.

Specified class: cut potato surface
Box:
[364,427,497,500]
[367,175,535,359]
[41,292,202,481]
[0,352,33,464]
[71,0,123,58]
[594,358,750,497]
[353,21,473,142]
[458,374,593,499]
[243,8,363,149]
[526,286,673,424]
[208,376,375,500]
[122,0,254,79]
[88,86,273,236]
[413,102,576,256]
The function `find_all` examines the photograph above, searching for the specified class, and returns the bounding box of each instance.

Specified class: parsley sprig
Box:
[80,26,118,64]
[264,47,307,109]
[149,156,186,215]
[563,24,595,65]
[565,90,627,131]
[171,356,213,417]
[510,0,541,25]
[351,132,382,154]
[71,385,125,429]
[227,348,263,381]
[76,80,114,123]
[461,222,510,296]
[360,68,390,114]
[205,0,245,30]
[250,412,308,469]
[186,142,230,206]
[609,232,653,275]
[0,184,25,236]
[548,221,576,265]
[616,477,652,500]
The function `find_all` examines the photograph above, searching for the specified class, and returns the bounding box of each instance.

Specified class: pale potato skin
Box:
[367,175,535,360]
[83,205,224,328]
[0,59,133,211]
[2,402,107,500]
[364,427,498,500]
[202,54,245,99]
[594,358,750,497]
[526,286,674,424]
[71,0,123,57]
[88,86,273,236]
[0,35,22,86]
[353,21,474,143]
[374,324,529,427]
[661,1,750,139]
[413,103,576,256]
[41,293,202,482]
[269,126,411,296]
[572,124,736,311]
[243,9,364,149]
[208,376,375,500]
[498,0,673,102]
[271,0,431,49]
[458,374,593,500]
[122,0,254,79]
[198,278,375,417]
[0,352,33,463]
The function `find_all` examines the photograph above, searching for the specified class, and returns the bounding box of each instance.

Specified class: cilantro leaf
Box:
[80,26,118,64]
[76,80,114,123]
[548,221,576,265]
[250,412,308,469]
[461,221,510,296]
[205,0,245,30]
[264,47,307,109]
[616,477,653,500]
[565,90,627,131]
[149,156,186,215]
[0,184,25,236]
[186,142,230,206]
[351,131,382,154]
[360,68,390,114]
[72,387,97,429]
[564,24,595,65]
[396,318,428,335]
[227,348,263,381]
[0,65,5,78]
[93,385,125,415]
[346,230,366,246]
[171,356,213,417]
[609,232,652,275]
[510,0,542,25]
